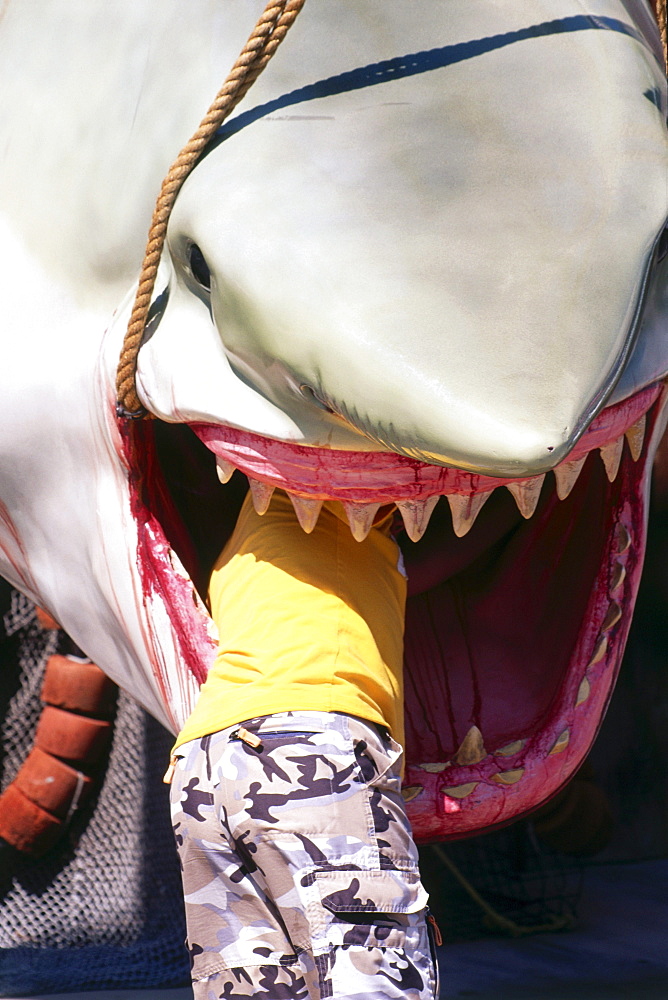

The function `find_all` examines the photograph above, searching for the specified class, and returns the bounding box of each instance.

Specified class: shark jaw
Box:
[0,0,664,852]
[102,0,666,842]
[121,380,666,841]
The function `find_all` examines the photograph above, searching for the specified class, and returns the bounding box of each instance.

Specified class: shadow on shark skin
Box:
[210,15,658,148]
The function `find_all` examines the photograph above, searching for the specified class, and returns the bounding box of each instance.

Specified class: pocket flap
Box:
[315,869,428,914]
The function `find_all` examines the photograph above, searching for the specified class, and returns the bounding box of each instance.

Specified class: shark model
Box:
[0,0,666,841]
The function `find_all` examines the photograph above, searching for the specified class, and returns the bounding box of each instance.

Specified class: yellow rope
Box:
[116,0,306,416]
[658,0,668,69]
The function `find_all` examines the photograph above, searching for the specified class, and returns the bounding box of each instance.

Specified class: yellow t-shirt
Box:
[173,491,407,751]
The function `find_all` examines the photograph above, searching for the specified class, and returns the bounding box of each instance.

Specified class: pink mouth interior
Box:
[404,460,618,757]
[187,386,657,752]
[190,385,656,503]
[124,384,661,838]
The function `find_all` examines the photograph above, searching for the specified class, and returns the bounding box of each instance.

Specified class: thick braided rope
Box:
[659,0,668,69]
[116,0,306,416]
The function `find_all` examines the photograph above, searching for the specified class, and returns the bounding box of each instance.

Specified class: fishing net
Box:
[0,579,189,995]
[419,827,582,943]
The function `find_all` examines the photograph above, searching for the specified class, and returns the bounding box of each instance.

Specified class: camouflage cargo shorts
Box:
[170,711,438,1000]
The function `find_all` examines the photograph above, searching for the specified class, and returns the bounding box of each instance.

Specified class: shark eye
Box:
[188,243,211,290]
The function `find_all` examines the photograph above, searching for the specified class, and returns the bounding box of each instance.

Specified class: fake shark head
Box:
[0,0,666,840]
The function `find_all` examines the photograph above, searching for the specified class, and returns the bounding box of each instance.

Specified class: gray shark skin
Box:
[0,1,666,837]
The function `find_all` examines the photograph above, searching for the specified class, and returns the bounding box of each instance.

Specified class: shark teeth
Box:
[589,634,608,665]
[441,781,478,799]
[601,600,622,632]
[576,676,591,706]
[288,493,323,533]
[216,457,236,484]
[342,501,382,542]
[491,768,525,785]
[396,496,440,542]
[210,421,642,540]
[506,475,545,519]
[447,490,493,537]
[553,455,586,500]
[495,739,526,757]
[248,478,275,515]
[625,415,645,462]
[616,523,631,554]
[549,729,570,755]
[600,437,624,482]
[610,563,626,593]
[401,785,424,802]
[454,725,487,765]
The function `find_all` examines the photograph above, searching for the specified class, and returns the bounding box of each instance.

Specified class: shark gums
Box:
[0,1,666,841]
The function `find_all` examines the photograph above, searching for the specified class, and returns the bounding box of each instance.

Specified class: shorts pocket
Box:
[316,869,427,914]
[311,869,429,952]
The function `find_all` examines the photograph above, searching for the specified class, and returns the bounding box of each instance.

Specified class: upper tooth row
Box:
[215,418,645,542]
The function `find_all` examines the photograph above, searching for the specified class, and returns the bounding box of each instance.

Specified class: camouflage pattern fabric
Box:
[170,711,438,999]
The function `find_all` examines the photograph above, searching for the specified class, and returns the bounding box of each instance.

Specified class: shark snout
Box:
[134,2,667,480]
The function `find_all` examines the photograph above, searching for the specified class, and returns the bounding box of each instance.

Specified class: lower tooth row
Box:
[214,417,644,541]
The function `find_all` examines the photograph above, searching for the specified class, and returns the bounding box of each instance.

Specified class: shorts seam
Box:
[193,957,303,982]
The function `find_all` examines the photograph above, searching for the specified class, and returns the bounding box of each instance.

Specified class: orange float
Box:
[0,609,117,856]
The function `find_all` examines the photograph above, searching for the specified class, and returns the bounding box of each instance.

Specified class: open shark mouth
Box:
[122,379,666,841]
[0,0,665,857]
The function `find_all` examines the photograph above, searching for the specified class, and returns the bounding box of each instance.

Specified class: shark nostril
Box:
[187,242,211,290]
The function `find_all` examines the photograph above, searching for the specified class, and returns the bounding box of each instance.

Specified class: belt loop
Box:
[163,754,179,784]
